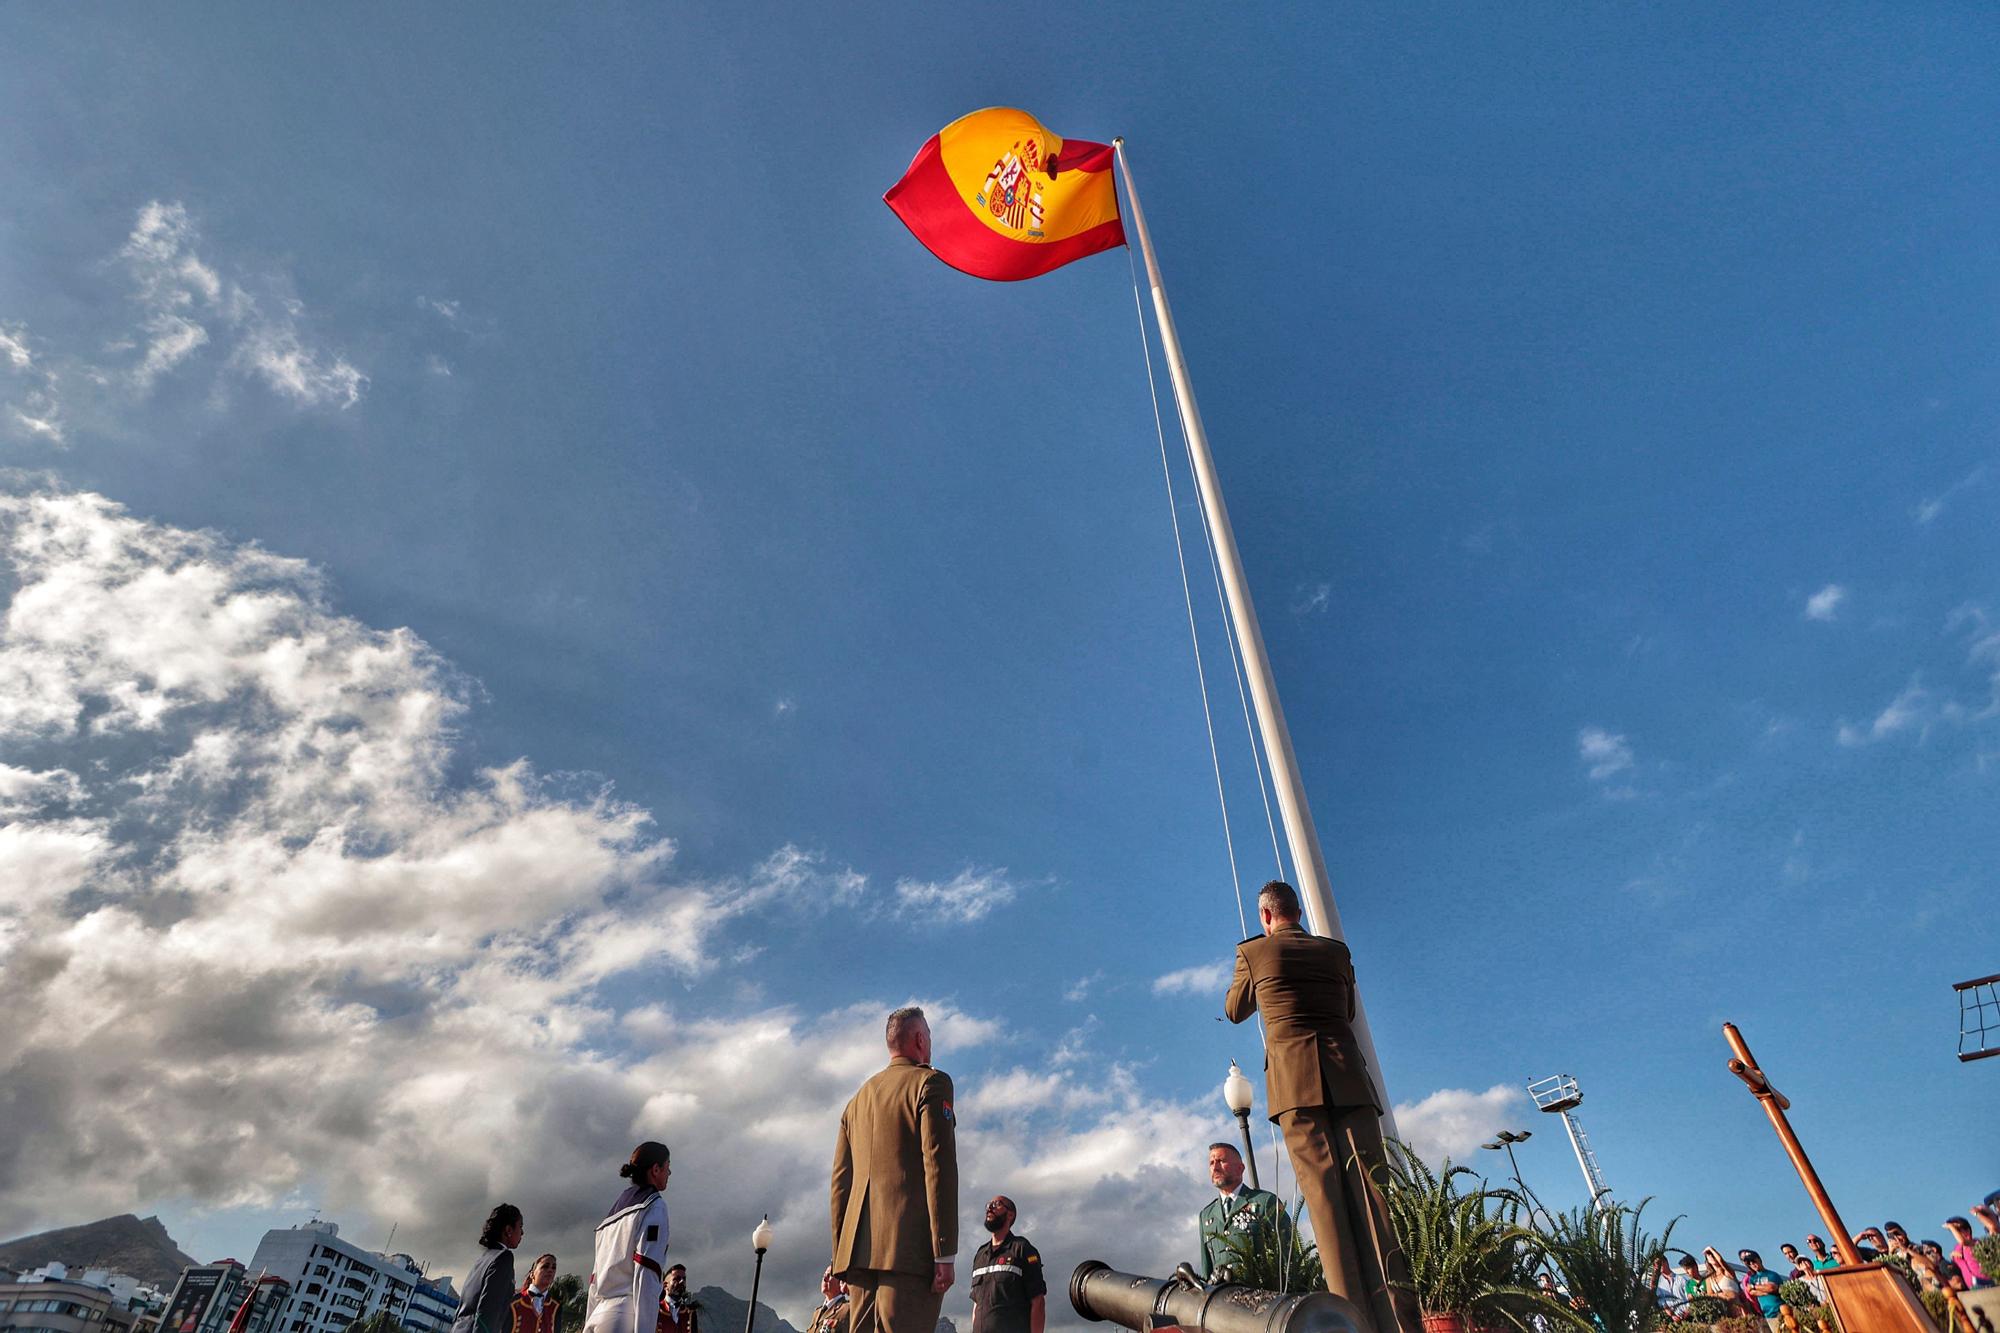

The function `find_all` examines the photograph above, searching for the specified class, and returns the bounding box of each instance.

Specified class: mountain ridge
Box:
[0,1214,200,1288]
[690,1284,804,1333]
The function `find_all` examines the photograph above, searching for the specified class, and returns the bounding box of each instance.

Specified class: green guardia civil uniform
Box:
[1197,1185,1286,1280]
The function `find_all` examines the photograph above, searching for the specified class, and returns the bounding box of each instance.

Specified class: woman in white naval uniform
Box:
[584,1142,672,1333]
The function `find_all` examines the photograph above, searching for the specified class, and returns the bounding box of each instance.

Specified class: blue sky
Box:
[0,2,1995,1322]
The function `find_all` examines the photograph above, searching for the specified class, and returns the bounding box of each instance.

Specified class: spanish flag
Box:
[885,108,1125,282]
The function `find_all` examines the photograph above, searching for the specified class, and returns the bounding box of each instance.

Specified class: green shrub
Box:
[1683,1294,1731,1322]
[1919,1287,1949,1328]
[1973,1235,2000,1286]
[1778,1278,1820,1308]
[1876,1250,1917,1288]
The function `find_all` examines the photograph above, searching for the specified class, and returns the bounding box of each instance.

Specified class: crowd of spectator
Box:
[1657,1196,1997,1325]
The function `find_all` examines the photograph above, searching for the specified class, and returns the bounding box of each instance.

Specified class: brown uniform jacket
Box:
[1225,925,1381,1117]
[830,1055,959,1277]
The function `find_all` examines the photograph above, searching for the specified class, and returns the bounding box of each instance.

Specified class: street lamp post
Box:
[743,1216,773,1333]
[1223,1061,1260,1190]
[1482,1129,1551,1228]
[1479,1129,1532,1195]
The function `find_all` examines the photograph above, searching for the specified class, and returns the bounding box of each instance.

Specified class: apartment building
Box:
[0,1273,142,1333]
[246,1224,440,1333]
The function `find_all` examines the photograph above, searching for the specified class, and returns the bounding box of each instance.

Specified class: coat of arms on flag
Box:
[885,107,1125,282]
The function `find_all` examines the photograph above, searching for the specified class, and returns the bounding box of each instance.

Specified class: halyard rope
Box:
[1124,242,1252,945]
[1125,242,1298,1281]
[1186,428,1290,883]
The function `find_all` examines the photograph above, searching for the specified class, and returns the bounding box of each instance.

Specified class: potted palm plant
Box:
[1530,1198,1678,1333]
[1376,1141,1558,1333]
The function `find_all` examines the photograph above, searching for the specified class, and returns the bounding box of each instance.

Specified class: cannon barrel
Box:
[1068,1262,1368,1333]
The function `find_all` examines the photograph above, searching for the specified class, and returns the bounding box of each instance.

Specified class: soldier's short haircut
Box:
[1207,1142,1242,1159]
[885,1005,927,1046]
[1259,879,1301,919]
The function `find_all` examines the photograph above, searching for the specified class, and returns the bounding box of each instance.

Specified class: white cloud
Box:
[8,401,64,445]
[1836,679,1927,747]
[1390,1084,1527,1166]
[233,323,366,408]
[1291,582,1330,616]
[1832,608,2000,747]
[1062,971,1102,1002]
[1915,466,1986,526]
[0,762,84,814]
[1151,960,1231,996]
[0,324,34,371]
[1804,584,1847,622]
[0,323,66,446]
[1576,727,1634,781]
[117,200,365,408]
[893,867,1017,922]
[1,206,372,445]
[120,202,225,386]
[132,315,209,387]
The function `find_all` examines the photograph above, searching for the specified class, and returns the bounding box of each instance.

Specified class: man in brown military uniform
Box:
[831,1006,959,1333]
[1225,880,1415,1333]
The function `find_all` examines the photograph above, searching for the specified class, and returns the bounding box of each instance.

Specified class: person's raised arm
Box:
[1223,947,1255,1024]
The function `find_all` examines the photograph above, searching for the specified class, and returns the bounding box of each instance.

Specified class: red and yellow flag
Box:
[884,108,1125,282]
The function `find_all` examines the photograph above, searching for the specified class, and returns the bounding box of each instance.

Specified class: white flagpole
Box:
[1114,137,1398,1135]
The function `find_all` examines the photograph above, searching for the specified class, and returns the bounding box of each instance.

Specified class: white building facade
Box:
[247,1224,452,1333]
[398,1278,457,1333]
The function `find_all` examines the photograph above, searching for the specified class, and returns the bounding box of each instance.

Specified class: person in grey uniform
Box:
[455,1205,526,1333]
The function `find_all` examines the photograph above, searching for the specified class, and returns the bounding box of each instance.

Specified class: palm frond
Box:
[1525,1198,1679,1333]
[1375,1139,1578,1330]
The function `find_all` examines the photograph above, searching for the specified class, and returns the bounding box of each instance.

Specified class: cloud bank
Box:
[1390,1084,1527,1166]
[0,484,1252,1326]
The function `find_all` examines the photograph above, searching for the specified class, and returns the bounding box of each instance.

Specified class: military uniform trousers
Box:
[844,1269,943,1333]
[1278,1104,1420,1333]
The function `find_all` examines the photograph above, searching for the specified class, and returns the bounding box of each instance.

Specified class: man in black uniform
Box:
[968,1196,1044,1333]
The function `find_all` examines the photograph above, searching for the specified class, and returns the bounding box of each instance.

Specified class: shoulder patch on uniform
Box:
[645,1225,659,1243]
[941,1099,955,1124]
[1025,1253,1039,1263]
